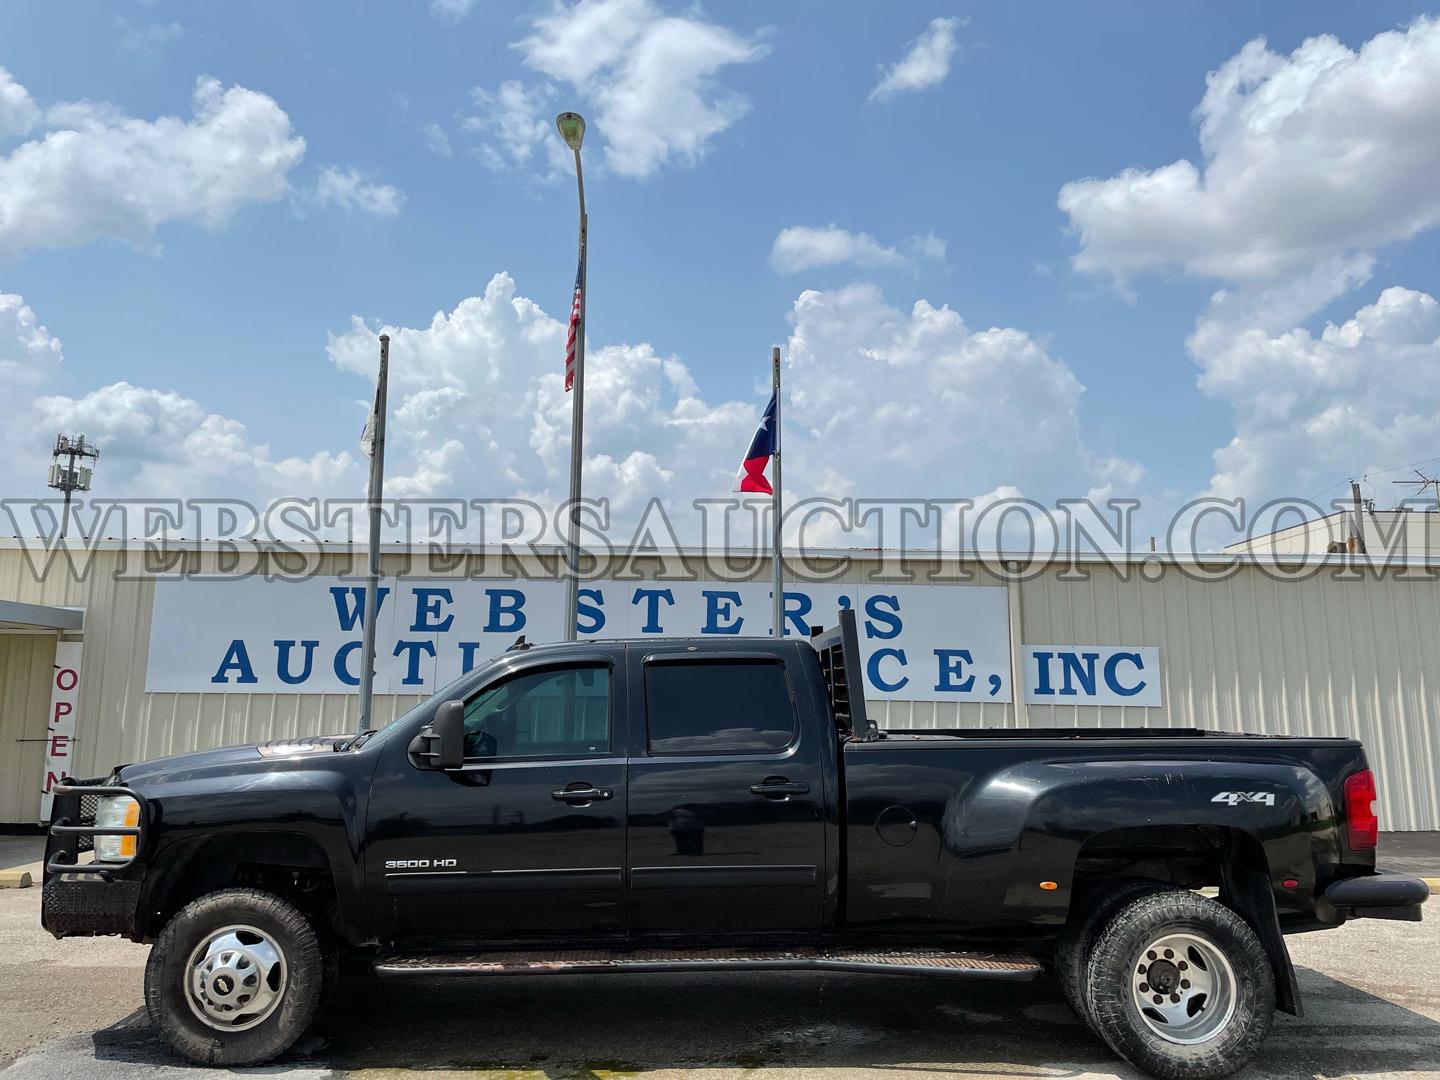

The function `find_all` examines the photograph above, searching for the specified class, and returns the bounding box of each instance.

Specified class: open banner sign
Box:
[39,641,83,821]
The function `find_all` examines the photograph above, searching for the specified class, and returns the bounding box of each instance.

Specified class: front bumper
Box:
[41,779,147,939]
[1317,869,1430,924]
[42,874,143,938]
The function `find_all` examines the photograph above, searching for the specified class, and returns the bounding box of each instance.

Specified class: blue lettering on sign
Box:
[1030,647,1155,703]
[863,594,902,640]
[868,648,909,692]
[933,649,976,693]
[632,588,675,633]
[1059,652,1101,697]
[275,640,319,685]
[459,642,483,673]
[411,588,455,633]
[702,590,744,635]
[782,591,812,637]
[333,641,362,687]
[330,586,389,631]
[576,588,605,635]
[393,640,436,685]
[1104,652,1146,697]
[211,639,258,685]
[484,589,526,633]
[1033,651,1055,696]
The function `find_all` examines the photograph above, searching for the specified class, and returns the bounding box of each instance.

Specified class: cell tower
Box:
[47,434,100,539]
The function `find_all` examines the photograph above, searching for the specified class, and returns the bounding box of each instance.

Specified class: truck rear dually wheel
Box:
[145,888,325,1066]
[1083,889,1274,1080]
[1055,878,1166,1030]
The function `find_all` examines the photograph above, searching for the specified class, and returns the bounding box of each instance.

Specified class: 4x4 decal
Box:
[1212,790,1276,807]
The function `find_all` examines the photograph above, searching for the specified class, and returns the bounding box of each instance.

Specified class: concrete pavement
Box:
[2,882,1437,1080]
[0,836,43,890]
[1375,833,1440,883]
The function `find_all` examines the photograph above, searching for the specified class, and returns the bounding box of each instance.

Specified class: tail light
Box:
[1343,769,1378,851]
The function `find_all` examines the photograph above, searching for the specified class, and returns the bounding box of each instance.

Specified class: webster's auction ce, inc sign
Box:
[144,578,1161,707]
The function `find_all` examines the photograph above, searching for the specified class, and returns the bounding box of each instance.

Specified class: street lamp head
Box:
[556,111,586,152]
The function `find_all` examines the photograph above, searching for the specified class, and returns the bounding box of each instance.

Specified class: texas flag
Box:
[733,390,777,494]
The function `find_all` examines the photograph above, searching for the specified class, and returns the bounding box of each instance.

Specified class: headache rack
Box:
[811,607,880,742]
[44,779,147,881]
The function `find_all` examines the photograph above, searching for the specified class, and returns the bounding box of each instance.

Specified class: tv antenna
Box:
[1394,470,1440,511]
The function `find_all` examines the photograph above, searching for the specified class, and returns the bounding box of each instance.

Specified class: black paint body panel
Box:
[58,635,1386,952]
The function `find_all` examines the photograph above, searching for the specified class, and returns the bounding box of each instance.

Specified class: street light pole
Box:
[557,111,587,641]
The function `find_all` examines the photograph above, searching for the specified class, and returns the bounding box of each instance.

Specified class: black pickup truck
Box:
[43,610,1427,1079]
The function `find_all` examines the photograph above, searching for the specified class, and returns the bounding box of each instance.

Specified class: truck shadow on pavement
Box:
[84,965,1440,1079]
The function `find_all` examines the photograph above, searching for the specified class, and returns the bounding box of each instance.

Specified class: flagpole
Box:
[357,333,388,735]
[771,345,783,639]
[559,113,588,642]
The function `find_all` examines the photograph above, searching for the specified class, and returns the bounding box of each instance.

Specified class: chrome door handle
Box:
[750,780,809,798]
[552,786,612,803]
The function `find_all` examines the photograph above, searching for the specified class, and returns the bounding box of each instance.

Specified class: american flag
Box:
[564,260,582,392]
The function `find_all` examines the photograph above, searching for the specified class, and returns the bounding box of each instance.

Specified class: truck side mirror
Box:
[409,700,465,770]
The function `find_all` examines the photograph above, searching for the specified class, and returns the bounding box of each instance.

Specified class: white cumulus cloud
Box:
[430,0,476,20]
[0,67,38,137]
[0,292,61,395]
[1060,17,1440,281]
[1192,268,1440,506]
[313,166,405,216]
[467,0,766,179]
[326,271,756,515]
[869,16,964,102]
[4,272,1134,544]
[0,293,362,517]
[770,224,947,274]
[325,274,1132,524]
[464,80,568,175]
[0,74,306,261]
[423,122,452,157]
[781,282,1128,503]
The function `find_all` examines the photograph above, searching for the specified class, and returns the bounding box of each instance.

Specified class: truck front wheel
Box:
[1083,889,1274,1080]
[144,888,325,1066]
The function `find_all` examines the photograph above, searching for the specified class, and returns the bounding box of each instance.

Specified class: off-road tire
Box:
[1083,889,1274,1080]
[1055,878,1167,1030]
[144,888,325,1066]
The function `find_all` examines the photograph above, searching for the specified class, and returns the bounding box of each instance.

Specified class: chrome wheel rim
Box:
[1129,932,1237,1044]
[185,924,287,1032]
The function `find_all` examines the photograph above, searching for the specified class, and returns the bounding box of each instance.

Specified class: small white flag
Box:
[360,383,381,458]
[360,412,376,458]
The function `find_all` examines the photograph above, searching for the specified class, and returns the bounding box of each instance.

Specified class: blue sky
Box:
[4,1,1440,547]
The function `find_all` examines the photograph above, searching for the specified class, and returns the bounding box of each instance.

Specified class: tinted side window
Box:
[463,665,609,760]
[645,660,795,754]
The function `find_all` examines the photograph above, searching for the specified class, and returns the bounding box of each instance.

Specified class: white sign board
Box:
[1023,645,1162,707]
[144,578,1014,704]
[39,641,83,821]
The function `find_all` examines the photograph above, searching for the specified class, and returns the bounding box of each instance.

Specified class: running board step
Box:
[372,946,1042,981]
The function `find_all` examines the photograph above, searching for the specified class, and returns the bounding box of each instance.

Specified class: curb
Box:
[1423,877,1440,892]
[0,869,34,889]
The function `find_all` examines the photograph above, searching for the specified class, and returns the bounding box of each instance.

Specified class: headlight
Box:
[94,795,140,862]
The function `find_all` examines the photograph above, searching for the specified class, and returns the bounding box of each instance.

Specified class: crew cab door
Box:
[365,650,626,942]
[624,646,827,937]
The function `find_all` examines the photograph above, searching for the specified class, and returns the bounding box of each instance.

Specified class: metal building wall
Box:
[1,543,1437,829]
[998,562,1440,832]
[0,634,56,823]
